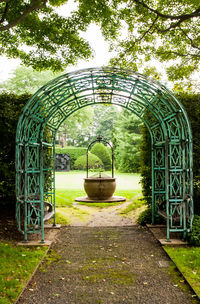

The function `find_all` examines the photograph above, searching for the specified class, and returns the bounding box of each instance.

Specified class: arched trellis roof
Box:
[15,67,193,243]
[16,67,191,145]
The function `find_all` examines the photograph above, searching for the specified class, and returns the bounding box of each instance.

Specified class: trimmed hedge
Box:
[139,93,200,215]
[90,143,111,170]
[0,93,31,205]
[74,153,103,170]
[55,147,87,170]
[187,215,200,246]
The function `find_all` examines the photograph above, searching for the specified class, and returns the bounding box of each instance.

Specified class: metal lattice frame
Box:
[15,67,193,242]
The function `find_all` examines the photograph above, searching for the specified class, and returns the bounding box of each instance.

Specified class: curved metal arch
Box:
[15,67,193,243]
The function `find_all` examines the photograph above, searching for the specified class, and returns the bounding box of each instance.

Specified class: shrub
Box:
[0,93,31,205]
[137,208,152,226]
[137,207,165,226]
[139,93,200,215]
[55,147,87,170]
[74,153,103,170]
[187,215,200,246]
[90,143,111,170]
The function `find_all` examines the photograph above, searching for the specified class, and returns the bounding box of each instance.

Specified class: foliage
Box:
[107,0,200,83]
[187,215,200,246]
[0,66,60,95]
[137,207,152,226]
[90,105,120,144]
[112,110,142,173]
[137,206,165,226]
[139,93,200,214]
[139,121,152,206]
[0,1,199,85]
[0,0,94,71]
[55,146,87,170]
[74,153,103,171]
[57,107,94,147]
[90,142,111,171]
[178,93,200,214]
[0,92,30,204]
[58,105,120,148]
[164,247,200,298]
[0,242,46,304]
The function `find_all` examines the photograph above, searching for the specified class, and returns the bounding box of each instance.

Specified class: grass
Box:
[55,171,142,208]
[56,188,142,208]
[55,171,141,191]
[55,189,86,207]
[0,242,46,304]
[164,246,200,299]
[49,207,91,225]
[120,196,145,215]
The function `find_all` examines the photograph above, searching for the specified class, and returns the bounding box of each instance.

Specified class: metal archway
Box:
[15,67,193,242]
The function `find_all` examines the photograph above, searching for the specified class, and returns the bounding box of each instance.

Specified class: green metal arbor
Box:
[15,67,193,242]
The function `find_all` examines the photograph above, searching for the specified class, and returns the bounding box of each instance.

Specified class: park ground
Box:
[0,172,200,303]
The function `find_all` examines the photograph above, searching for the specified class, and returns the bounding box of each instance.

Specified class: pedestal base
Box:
[75,196,126,203]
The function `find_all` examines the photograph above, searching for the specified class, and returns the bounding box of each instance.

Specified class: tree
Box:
[108,0,200,82]
[58,104,120,147]
[0,0,120,71]
[57,106,94,146]
[112,110,142,173]
[1,1,199,83]
[0,0,91,71]
[0,66,60,94]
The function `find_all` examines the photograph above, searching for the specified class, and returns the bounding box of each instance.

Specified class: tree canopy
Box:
[0,66,60,94]
[0,1,199,82]
[108,0,200,82]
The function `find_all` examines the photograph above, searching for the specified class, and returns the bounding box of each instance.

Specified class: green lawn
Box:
[55,171,141,190]
[0,243,47,304]
[164,246,200,299]
[55,171,142,207]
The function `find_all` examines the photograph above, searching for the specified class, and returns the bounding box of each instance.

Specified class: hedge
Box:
[0,93,31,205]
[74,153,103,170]
[139,93,200,215]
[90,143,111,170]
[55,147,87,169]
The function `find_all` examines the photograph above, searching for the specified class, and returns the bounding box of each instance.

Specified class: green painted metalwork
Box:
[15,67,193,242]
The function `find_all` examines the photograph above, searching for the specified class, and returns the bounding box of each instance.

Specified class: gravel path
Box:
[72,201,145,227]
[18,226,198,304]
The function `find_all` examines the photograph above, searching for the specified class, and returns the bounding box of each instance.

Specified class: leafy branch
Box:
[0,0,47,31]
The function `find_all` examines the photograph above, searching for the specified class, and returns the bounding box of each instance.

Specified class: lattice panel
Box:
[27,145,39,169]
[152,126,164,142]
[154,147,165,168]
[167,117,180,140]
[25,120,41,142]
[169,144,182,168]
[155,170,165,191]
[27,173,40,196]
[169,202,185,229]
[27,202,41,230]
[169,173,183,198]
[155,193,166,211]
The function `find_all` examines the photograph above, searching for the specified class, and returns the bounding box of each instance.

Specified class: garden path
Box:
[71,200,146,227]
[17,226,198,304]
